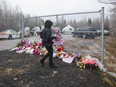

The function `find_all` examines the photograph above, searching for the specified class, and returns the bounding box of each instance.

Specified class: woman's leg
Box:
[45,45,56,68]
[47,45,53,67]
[40,45,53,66]
[40,46,50,66]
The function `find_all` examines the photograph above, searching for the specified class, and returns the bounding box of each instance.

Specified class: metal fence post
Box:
[56,15,58,27]
[101,7,104,64]
[21,16,24,41]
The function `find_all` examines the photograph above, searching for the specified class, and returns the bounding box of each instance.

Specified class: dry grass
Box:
[104,35,116,57]
[99,71,116,87]
[3,65,31,76]
[104,33,116,73]
[103,77,116,87]
[64,35,116,74]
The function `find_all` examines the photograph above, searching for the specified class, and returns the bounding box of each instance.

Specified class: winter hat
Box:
[45,20,53,29]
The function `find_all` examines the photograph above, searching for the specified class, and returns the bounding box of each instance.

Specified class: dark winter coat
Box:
[41,20,56,46]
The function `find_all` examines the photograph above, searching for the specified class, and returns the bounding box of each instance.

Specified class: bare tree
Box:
[92,18,100,29]
[0,0,24,31]
[88,18,92,27]
[104,17,110,30]
[0,0,9,30]
[58,16,67,29]
[110,6,116,32]
[98,0,116,32]
[98,0,116,4]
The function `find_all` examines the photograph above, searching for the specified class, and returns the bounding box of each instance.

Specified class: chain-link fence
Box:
[0,18,22,39]
[0,7,104,64]
[22,8,104,63]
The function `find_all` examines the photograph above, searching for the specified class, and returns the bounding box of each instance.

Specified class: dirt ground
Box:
[0,50,116,87]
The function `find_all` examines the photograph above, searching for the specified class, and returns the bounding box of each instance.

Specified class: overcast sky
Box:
[7,0,110,16]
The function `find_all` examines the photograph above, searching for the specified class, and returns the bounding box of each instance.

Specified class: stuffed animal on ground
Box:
[84,58,98,70]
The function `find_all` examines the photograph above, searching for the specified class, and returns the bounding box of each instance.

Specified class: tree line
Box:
[98,0,116,32]
[0,0,115,32]
[0,0,23,31]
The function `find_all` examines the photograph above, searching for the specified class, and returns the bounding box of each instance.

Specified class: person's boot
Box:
[49,59,57,68]
[40,54,49,66]
[40,60,44,66]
